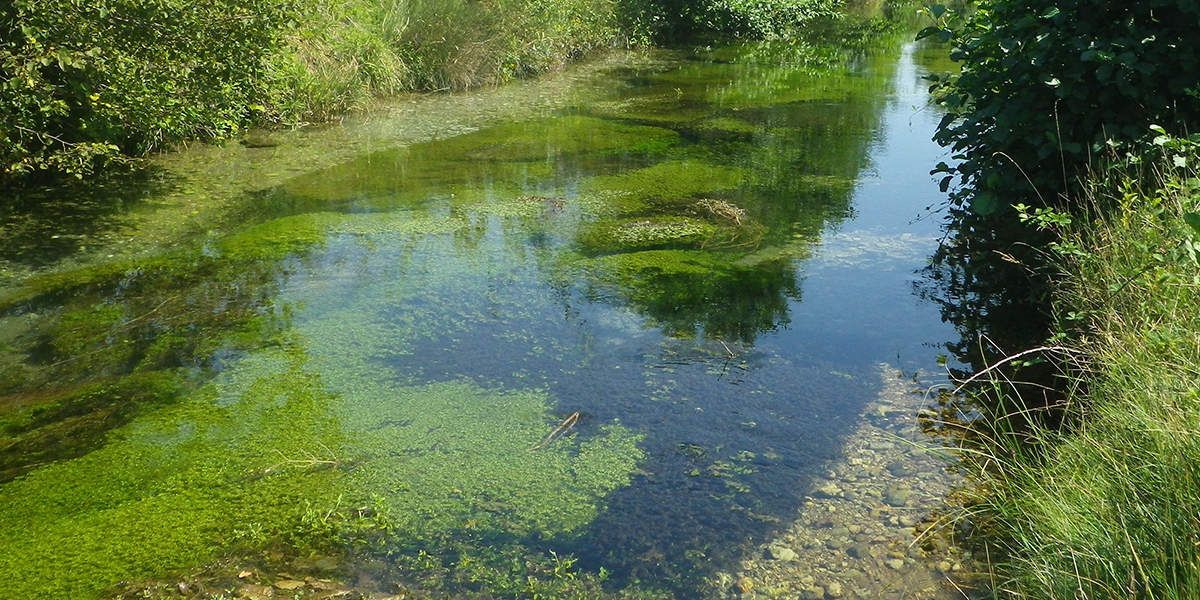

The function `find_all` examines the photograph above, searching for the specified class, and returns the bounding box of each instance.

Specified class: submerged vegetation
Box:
[0,4,937,598]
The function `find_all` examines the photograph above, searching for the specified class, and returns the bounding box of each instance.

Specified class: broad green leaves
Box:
[924,1,1200,214]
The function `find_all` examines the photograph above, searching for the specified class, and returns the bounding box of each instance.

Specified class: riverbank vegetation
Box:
[0,0,893,187]
[954,148,1200,598]
[921,1,1200,597]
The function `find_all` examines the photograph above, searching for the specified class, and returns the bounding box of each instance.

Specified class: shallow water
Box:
[0,32,963,600]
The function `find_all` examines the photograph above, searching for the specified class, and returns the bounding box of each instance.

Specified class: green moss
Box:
[695,117,761,134]
[438,116,680,162]
[46,304,126,361]
[300,304,645,540]
[0,347,349,599]
[216,213,336,261]
[0,371,184,482]
[582,161,746,215]
[578,216,717,253]
[0,291,644,599]
[279,116,679,207]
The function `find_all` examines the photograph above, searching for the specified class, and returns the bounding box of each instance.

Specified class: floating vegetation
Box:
[583,159,744,208]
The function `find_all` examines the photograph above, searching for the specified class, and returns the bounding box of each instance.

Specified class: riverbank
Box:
[916,2,1200,595]
[947,150,1200,597]
[2,0,903,187]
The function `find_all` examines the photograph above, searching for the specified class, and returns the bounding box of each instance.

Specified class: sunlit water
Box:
[0,34,963,599]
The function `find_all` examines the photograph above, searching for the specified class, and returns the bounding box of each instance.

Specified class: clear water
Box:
[0,33,962,600]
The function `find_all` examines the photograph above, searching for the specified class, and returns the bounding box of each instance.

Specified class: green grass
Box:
[955,156,1200,598]
[269,0,626,123]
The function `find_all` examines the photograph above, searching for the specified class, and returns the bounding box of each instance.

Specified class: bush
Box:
[921,1,1200,215]
[951,142,1200,599]
[1,0,297,183]
[619,0,843,42]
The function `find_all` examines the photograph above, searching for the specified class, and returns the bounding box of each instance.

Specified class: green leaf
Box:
[1183,213,1200,236]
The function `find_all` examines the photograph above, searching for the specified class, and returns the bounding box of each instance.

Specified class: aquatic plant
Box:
[578,216,718,253]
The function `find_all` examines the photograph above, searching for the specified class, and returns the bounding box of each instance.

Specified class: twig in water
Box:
[717,339,736,358]
[528,412,579,451]
[263,442,342,475]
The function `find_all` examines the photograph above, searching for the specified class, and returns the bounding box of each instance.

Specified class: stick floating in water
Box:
[527,412,580,451]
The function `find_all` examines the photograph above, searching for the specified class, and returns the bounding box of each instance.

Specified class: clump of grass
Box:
[270,0,625,124]
[951,153,1200,598]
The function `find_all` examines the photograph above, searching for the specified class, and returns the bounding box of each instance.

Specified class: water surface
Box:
[0,32,962,600]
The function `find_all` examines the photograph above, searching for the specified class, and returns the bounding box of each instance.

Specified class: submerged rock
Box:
[767,545,797,561]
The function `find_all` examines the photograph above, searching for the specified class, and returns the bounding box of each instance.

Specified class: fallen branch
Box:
[528,412,579,451]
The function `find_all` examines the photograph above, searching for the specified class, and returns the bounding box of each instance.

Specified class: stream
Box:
[0,29,968,600]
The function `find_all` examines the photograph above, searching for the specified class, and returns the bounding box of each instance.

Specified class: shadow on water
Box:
[0,167,180,270]
[0,21,963,600]
[914,207,1067,432]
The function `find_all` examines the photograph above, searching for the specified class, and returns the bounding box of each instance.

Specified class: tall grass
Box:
[954,154,1200,598]
[269,0,624,124]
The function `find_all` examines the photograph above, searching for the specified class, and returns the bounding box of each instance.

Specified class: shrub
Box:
[921,1,1200,215]
[1,0,297,183]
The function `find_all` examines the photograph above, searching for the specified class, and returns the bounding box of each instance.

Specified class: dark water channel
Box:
[0,33,964,600]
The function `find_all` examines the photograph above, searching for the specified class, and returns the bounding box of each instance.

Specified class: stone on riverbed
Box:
[882,484,911,506]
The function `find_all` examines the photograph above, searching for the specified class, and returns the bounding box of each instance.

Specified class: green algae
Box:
[578,216,718,254]
[277,116,679,208]
[585,160,745,201]
[298,290,645,541]
[437,116,680,162]
[0,371,184,482]
[0,260,645,599]
[0,345,351,600]
[580,161,746,216]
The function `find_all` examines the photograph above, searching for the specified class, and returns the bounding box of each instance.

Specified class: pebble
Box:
[735,576,754,594]
[237,584,274,599]
[898,515,917,527]
[825,581,843,598]
[814,483,842,498]
[882,485,911,507]
[801,585,826,600]
[769,545,798,562]
[885,559,905,570]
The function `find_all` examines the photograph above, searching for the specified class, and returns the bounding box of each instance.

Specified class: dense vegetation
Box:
[955,148,1200,599]
[0,0,860,187]
[922,0,1200,215]
[923,1,1200,597]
